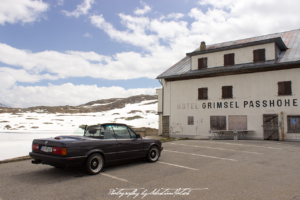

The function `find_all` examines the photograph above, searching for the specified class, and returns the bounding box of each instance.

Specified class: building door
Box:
[210,116,226,130]
[162,116,170,137]
[263,114,279,140]
[228,115,247,130]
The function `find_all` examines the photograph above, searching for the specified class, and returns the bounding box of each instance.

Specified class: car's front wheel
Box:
[84,153,104,175]
[146,146,160,162]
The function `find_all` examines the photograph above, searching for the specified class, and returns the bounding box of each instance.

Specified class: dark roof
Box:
[157,29,300,80]
[186,37,287,57]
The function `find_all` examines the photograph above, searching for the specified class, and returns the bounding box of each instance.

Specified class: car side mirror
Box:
[136,134,141,138]
[89,129,97,134]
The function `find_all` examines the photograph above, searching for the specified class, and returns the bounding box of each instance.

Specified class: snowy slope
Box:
[0,99,158,131]
[0,99,158,160]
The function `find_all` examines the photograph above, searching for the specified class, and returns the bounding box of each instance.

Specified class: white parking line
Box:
[199,141,282,150]
[164,150,237,161]
[102,173,129,182]
[157,161,198,170]
[170,143,262,154]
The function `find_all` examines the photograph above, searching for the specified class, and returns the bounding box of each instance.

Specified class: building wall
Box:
[162,79,171,116]
[156,89,162,113]
[156,89,163,135]
[164,68,300,141]
[191,43,276,70]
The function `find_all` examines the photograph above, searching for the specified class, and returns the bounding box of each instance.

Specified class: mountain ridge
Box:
[0,95,158,114]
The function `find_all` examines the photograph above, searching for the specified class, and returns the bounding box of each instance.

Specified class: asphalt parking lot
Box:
[1,139,300,200]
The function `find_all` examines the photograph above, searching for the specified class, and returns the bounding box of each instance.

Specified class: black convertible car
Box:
[29,123,163,175]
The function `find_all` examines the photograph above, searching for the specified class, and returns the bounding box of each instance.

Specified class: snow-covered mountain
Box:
[0,95,159,161]
[0,94,157,114]
[0,96,158,131]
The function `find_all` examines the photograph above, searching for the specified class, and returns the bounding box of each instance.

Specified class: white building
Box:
[156,29,300,141]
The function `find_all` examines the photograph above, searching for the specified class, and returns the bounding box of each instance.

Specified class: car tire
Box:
[146,146,160,162]
[84,153,104,175]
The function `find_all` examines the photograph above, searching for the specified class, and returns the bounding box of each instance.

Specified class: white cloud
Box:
[83,32,92,38]
[0,42,176,89]
[0,0,49,25]
[90,14,158,50]
[2,0,300,108]
[57,0,64,6]
[62,0,94,18]
[0,83,157,108]
[134,2,151,15]
[167,13,184,20]
[189,0,300,44]
[4,0,300,91]
[0,67,59,90]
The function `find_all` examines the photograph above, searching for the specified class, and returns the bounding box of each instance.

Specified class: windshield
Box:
[72,125,87,136]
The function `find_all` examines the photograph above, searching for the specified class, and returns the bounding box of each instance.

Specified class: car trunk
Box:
[32,136,87,156]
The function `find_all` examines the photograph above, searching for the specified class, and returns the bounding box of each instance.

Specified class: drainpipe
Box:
[280,111,284,141]
[158,79,164,115]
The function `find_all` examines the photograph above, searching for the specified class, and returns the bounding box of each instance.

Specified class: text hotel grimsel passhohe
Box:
[177,99,298,109]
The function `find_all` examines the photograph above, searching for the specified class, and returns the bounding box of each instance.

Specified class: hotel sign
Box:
[177,99,298,109]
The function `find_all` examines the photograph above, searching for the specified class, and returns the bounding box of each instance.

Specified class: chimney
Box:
[200,41,206,51]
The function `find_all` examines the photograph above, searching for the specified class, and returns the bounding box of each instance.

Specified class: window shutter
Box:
[222,86,226,98]
[278,82,285,95]
[259,49,265,61]
[198,58,203,70]
[227,86,233,98]
[210,116,226,130]
[224,55,228,66]
[284,81,292,95]
[254,49,265,62]
[253,50,259,62]
[198,88,203,100]
[203,57,207,68]
[218,116,226,130]
[222,86,232,98]
[188,116,194,125]
[224,54,234,66]
[203,88,208,99]
[229,54,234,65]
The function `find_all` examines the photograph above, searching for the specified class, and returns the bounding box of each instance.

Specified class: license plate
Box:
[41,146,53,152]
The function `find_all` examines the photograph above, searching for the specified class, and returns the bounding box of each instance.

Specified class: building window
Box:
[222,86,233,99]
[228,115,247,130]
[188,116,194,125]
[253,49,265,62]
[210,116,226,130]
[198,57,207,69]
[278,81,292,95]
[224,53,234,66]
[287,116,300,133]
[198,87,208,100]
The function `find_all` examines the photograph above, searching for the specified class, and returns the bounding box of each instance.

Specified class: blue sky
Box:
[0,0,300,108]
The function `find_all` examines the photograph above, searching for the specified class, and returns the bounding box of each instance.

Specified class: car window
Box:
[72,126,85,136]
[112,125,131,139]
[85,125,100,137]
[101,125,116,139]
[128,128,137,138]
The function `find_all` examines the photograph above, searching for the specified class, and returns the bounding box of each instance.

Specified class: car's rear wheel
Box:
[84,153,104,175]
[146,146,160,162]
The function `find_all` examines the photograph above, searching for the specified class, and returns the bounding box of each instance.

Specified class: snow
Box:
[0,100,158,161]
